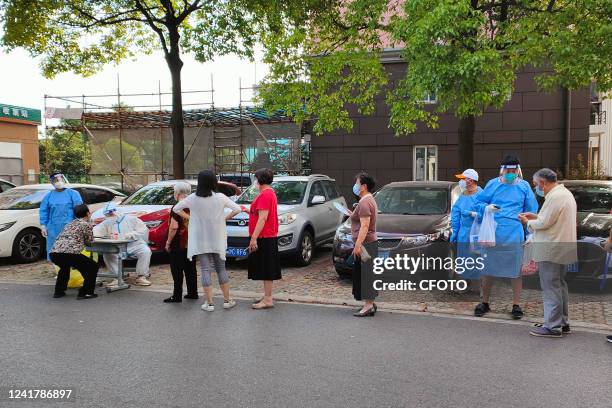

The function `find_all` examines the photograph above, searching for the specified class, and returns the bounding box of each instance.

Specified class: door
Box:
[307,181,333,242]
[321,180,345,236]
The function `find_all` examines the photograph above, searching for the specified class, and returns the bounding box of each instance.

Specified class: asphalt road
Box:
[0,283,610,408]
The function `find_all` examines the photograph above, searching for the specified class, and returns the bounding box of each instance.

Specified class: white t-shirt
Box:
[173,192,241,259]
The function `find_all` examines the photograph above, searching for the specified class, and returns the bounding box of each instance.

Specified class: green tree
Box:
[258,0,612,170]
[40,128,92,182]
[1,0,322,178]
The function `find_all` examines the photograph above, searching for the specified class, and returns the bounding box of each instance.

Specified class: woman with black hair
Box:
[173,170,242,311]
[49,204,99,300]
[349,172,379,317]
[247,168,282,309]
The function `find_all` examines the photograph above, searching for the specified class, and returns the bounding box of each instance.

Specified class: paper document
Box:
[333,202,351,216]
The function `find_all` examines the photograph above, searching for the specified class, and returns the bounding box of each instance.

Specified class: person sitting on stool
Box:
[93,202,152,286]
[50,204,99,299]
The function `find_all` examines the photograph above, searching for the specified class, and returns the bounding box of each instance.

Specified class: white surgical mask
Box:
[53,181,65,190]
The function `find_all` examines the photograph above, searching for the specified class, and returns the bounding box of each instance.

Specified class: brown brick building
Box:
[310,53,590,199]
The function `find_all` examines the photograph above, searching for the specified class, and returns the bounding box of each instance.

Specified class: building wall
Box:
[0,120,40,185]
[589,96,612,176]
[311,62,590,200]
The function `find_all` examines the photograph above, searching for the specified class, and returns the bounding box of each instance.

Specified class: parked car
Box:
[90,179,241,253]
[547,180,612,286]
[0,184,125,263]
[219,173,255,191]
[0,179,15,192]
[228,174,347,266]
[332,181,459,275]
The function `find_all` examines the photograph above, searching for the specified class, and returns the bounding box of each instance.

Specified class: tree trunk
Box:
[458,115,475,170]
[165,35,185,179]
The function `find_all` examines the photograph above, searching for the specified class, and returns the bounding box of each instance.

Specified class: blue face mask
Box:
[458,179,467,192]
[504,173,517,183]
[352,183,361,197]
[535,185,545,197]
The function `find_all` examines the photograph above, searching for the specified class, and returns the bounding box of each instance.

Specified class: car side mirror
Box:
[311,195,326,205]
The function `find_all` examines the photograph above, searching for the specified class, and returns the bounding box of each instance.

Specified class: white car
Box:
[0,184,125,263]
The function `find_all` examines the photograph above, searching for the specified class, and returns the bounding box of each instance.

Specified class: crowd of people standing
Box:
[38,164,611,342]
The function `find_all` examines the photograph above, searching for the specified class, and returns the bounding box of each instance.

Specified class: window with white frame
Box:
[414,146,438,181]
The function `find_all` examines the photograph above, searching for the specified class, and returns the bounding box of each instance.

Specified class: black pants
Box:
[50,252,99,296]
[352,242,379,301]
[169,249,198,297]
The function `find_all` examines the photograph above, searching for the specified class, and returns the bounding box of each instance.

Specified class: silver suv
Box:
[227,175,347,265]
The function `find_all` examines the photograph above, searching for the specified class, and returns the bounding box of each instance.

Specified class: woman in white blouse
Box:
[173,170,241,311]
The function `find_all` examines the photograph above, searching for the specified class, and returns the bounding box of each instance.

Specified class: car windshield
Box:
[566,185,612,214]
[237,181,307,205]
[0,189,50,210]
[122,186,178,206]
[375,187,449,215]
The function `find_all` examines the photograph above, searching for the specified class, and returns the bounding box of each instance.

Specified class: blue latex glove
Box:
[449,233,457,243]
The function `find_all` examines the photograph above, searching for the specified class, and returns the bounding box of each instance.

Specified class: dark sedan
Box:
[557,180,612,286]
[332,181,459,275]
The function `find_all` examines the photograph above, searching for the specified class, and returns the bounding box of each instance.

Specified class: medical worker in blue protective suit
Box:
[39,173,83,260]
[473,155,539,319]
[93,202,152,287]
[450,169,483,281]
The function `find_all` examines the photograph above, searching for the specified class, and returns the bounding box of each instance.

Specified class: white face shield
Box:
[50,174,68,189]
[499,164,523,183]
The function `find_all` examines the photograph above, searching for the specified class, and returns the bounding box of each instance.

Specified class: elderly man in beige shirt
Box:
[519,168,577,338]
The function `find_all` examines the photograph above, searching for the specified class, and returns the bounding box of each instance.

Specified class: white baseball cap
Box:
[455,168,479,181]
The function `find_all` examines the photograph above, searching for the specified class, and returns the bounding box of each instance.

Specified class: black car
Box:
[559,180,612,285]
[332,181,459,275]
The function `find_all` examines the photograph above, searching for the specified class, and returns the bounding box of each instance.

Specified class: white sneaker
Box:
[223,299,237,309]
[104,279,119,287]
[133,276,151,286]
[201,302,214,312]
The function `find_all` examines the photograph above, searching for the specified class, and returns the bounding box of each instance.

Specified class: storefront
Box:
[0,103,41,185]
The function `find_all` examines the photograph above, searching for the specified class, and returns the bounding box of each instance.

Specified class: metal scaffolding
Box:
[44,75,306,192]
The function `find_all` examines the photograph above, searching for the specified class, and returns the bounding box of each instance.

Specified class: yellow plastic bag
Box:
[54,250,97,289]
[67,269,84,288]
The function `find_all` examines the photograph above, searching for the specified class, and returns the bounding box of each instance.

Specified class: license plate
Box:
[227,247,248,257]
[379,250,390,260]
[566,263,579,273]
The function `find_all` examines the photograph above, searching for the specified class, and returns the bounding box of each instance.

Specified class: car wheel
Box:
[295,230,314,266]
[335,266,351,277]
[12,229,45,263]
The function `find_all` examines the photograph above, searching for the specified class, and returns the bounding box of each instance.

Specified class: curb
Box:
[2,278,610,333]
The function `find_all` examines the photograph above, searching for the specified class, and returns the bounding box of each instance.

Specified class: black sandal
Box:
[474,302,490,317]
[511,304,524,320]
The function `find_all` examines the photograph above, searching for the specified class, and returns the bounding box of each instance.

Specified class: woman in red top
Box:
[247,168,281,309]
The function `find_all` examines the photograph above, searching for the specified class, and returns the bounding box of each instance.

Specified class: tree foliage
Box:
[0,0,330,177]
[40,127,92,182]
[258,0,612,139]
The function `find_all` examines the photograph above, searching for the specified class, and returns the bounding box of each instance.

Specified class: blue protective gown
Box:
[39,188,83,260]
[450,186,483,279]
[474,177,538,278]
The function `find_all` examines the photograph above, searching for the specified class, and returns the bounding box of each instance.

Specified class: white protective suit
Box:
[93,214,151,277]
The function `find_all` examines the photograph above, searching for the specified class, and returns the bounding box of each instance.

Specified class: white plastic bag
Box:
[478,207,497,247]
[469,219,481,254]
